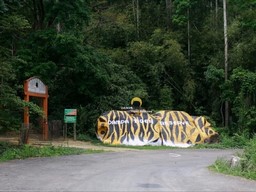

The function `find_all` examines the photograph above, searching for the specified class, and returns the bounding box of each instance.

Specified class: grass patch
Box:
[77,134,100,143]
[0,141,104,162]
[76,131,251,150]
[77,130,250,150]
[101,143,179,150]
[77,134,177,150]
[210,137,256,180]
[209,158,256,180]
[195,132,249,149]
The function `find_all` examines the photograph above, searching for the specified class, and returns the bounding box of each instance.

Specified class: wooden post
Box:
[24,94,29,126]
[24,77,49,141]
[73,123,76,141]
[43,97,48,140]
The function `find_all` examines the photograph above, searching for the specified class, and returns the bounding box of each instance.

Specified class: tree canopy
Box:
[0,0,255,138]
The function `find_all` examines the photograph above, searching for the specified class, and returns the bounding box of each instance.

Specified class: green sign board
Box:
[64,109,77,116]
[64,116,77,123]
[64,109,77,123]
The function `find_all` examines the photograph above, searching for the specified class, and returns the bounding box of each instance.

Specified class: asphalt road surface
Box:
[1,149,256,192]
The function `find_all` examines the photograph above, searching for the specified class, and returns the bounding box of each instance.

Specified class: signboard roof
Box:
[27,77,47,94]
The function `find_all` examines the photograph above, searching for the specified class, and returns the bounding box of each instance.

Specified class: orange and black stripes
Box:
[154,111,195,147]
[192,116,219,143]
[96,110,161,145]
[96,110,219,147]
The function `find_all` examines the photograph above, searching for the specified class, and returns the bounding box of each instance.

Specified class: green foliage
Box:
[51,0,90,31]
[210,137,256,180]
[0,57,43,132]
[125,29,188,109]
[86,3,136,48]
[0,14,30,33]
[220,133,249,148]
[195,131,249,149]
[0,141,103,162]
[230,37,256,70]
[158,85,174,110]
[210,157,241,175]
[172,0,191,26]
[0,0,256,139]
[0,141,13,155]
[221,68,256,136]
[77,133,99,143]
[205,65,224,83]
[242,137,256,174]
[0,1,44,133]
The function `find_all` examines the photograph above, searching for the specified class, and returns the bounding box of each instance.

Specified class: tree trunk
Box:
[187,8,191,65]
[136,0,140,39]
[215,0,218,28]
[223,0,229,128]
[56,0,60,32]
[38,0,45,29]
[32,0,38,29]
[32,0,45,29]
[132,0,140,39]
[165,0,172,30]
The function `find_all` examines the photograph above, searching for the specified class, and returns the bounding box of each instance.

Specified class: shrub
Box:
[211,136,256,180]
[241,137,256,175]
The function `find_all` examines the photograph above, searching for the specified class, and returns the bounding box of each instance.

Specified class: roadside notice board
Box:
[64,109,77,123]
[64,109,77,140]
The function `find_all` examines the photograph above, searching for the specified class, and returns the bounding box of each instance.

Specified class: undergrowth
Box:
[210,137,256,180]
[0,141,103,162]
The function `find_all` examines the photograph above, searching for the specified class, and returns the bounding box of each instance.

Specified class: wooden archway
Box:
[24,77,49,142]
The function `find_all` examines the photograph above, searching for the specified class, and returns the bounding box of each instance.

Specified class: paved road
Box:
[1,149,256,192]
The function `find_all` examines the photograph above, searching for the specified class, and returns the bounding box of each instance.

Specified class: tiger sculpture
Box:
[192,116,219,143]
[96,110,161,145]
[153,110,219,147]
[96,110,219,147]
[153,110,196,147]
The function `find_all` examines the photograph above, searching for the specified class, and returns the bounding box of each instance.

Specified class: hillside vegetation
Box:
[0,0,255,142]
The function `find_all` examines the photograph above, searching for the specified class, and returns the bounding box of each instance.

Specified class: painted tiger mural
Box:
[96,110,219,147]
[153,110,219,147]
[96,110,161,145]
[192,116,219,143]
[153,110,197,147]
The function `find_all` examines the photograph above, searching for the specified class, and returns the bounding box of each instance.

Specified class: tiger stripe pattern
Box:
[153,110,219,146]
[96,110,161,145]
[192,116,219,143]
[96,110,219,147]
[153,111,197,147]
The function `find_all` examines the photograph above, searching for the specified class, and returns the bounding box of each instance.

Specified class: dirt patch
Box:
[0,133,137,152]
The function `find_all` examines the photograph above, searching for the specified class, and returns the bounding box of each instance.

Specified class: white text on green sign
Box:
[64,116,77,123]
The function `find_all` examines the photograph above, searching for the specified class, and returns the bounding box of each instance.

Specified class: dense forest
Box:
[0,0,255,138]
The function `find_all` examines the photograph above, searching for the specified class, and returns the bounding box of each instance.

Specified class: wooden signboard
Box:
[24,77,49,142]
